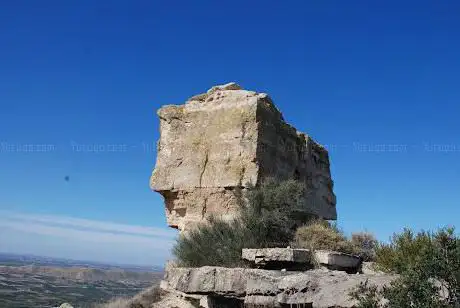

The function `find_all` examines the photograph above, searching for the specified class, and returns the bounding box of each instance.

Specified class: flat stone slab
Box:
[242,248,313,270]
[242,248,312,263]
[314,250,362,273]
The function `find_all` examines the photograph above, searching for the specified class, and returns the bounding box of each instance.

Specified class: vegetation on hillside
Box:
[350,227,460,307]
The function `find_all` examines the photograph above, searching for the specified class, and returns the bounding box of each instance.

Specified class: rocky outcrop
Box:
[150,83,337,231]
[161,265,397,308]
[146,83,378,307]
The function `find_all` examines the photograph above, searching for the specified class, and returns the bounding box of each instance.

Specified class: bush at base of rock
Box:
[173,179,316,267]
[173,217,248,267]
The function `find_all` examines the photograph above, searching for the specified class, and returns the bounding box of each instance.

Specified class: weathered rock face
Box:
[150,82,337,231]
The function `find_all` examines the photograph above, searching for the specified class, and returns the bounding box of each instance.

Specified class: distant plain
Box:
[0,253,163,308]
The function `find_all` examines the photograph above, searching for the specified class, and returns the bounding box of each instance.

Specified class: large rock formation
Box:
[150,83,336,231]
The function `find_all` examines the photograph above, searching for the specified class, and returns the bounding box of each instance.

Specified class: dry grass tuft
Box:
[294,220,356,254]
[350,232,378,261]
[95,286,161,308]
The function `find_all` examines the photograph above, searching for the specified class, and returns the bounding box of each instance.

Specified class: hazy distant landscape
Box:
[0,253,163,308]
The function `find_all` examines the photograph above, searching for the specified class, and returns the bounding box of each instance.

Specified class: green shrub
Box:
[173,217,248,267]
[374,228,435,273]
[350,227,460,307]
[293,220,357,254]
[173,178,314,267]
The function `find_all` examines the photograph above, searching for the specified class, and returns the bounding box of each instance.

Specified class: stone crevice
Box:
[199,151,209,187]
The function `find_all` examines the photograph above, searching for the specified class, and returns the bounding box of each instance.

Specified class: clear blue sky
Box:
[1,0,459,266]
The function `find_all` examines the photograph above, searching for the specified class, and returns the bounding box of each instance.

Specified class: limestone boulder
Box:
[150,83,337,231]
